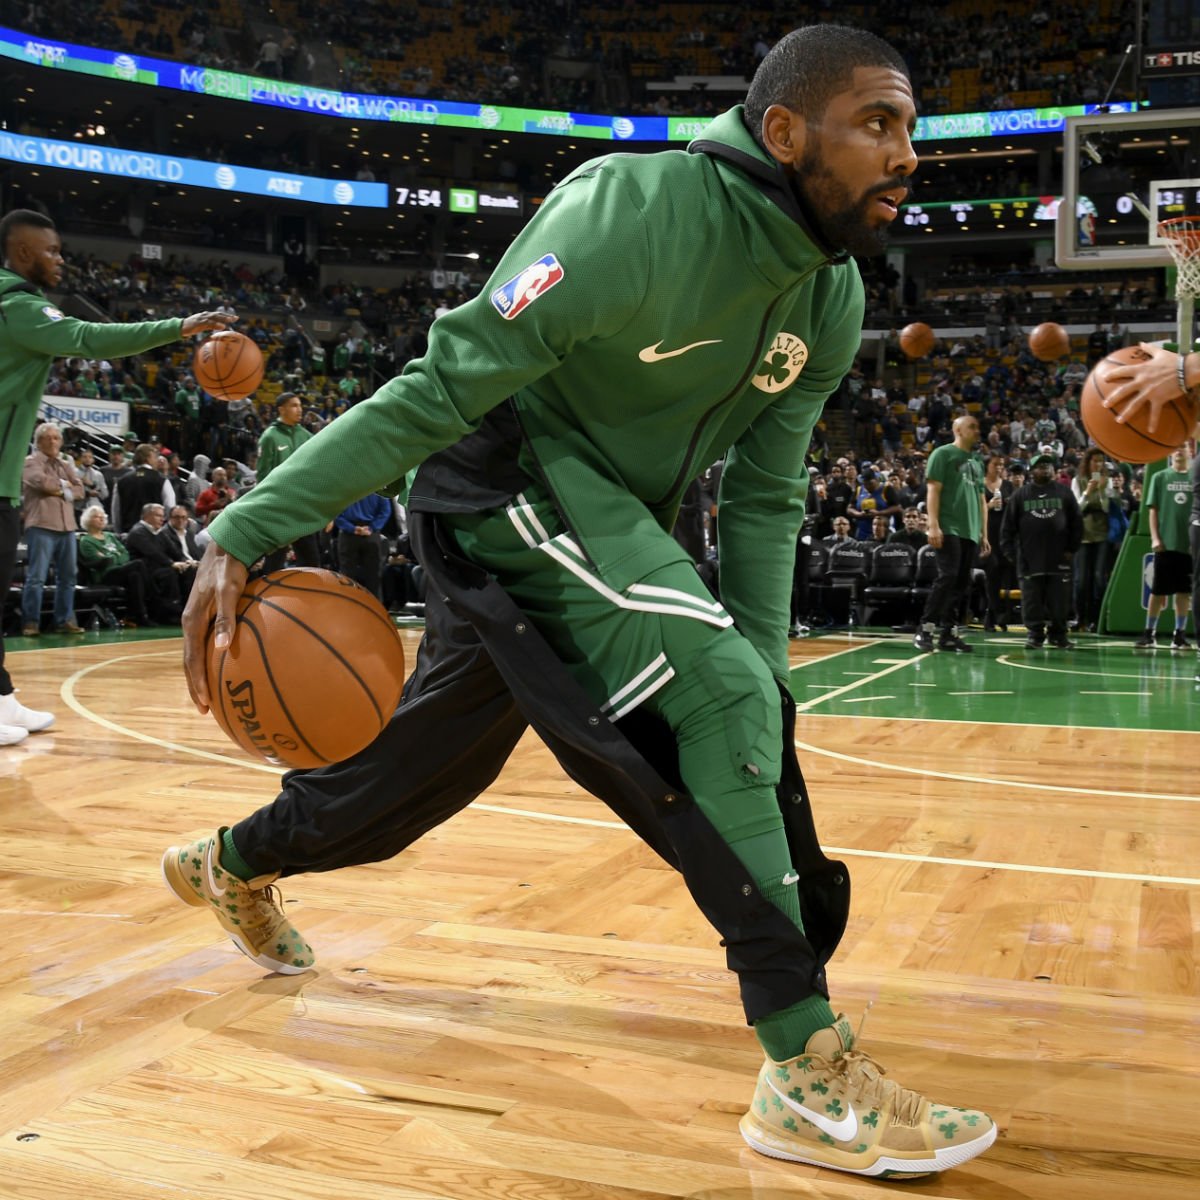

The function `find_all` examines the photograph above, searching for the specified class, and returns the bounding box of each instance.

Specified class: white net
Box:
[1158,216,1200,300]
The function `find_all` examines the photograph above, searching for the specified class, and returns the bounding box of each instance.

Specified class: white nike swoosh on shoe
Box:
[204,840,228,897]
[766,1073,859,1142]
[638,339,722,362]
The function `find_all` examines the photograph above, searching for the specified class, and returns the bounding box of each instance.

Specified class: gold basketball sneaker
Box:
[740,1014,996,1178]
[162,829,314,973]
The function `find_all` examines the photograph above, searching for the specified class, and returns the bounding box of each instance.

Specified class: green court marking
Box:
[790,636,1198,733]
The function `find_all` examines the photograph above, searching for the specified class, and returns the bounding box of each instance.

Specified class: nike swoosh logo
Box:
[205,841,228,897]
[782,871,800,886]
[766,1073,859,1142]
[638,339,722,363]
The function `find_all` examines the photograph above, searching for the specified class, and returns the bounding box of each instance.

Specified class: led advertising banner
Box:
[0,131,388,207]
[39,396,129,433]
[1,25,1136,144]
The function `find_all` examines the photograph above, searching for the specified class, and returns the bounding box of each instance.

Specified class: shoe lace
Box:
[825,1005,926,1126]
[230,878,288,934]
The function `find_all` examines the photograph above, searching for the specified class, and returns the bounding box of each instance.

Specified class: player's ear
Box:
[761,104,807,167]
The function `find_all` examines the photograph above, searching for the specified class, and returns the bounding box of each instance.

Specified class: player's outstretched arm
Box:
[1103,343,1199,432]
[181,311,239,337]
[181,541,249,714]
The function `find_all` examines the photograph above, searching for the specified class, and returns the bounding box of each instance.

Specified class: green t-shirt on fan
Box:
[1145,467,1192,552]
[927,443,984,543]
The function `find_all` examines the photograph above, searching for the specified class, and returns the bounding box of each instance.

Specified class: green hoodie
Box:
[257,418,313,483]
[0,269,183,499]
[212,107,865,679]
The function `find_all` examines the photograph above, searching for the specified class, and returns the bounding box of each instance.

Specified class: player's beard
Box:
[793,141,893,257]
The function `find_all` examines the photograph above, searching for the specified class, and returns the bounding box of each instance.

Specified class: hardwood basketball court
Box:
[0,628,1196,1199]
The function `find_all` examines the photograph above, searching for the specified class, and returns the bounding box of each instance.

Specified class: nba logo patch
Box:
[491,253,564,320]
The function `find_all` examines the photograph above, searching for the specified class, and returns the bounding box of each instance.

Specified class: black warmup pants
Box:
[921,534,977,631]
[336,530,384,599]
[0,501,20,694]
[230,514,850,1024]
[981,547,1015,626]
[262,532,322,575]
[1021,570,1069,637]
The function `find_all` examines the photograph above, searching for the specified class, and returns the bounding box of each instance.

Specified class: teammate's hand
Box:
[979,538,991,559]
[1101,342,1182,433]
[181,311,239,337]
[927,525,944,549]
[182,541,248,714]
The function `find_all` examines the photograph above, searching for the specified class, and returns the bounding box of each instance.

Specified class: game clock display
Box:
[394,186,443,209]
[895,188,1199,240]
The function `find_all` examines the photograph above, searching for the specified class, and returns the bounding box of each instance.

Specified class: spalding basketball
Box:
[899,322,936,359]
[193,331,264,401]
[1028,322,1070,362]
[206,569,406,768]
[1080,346,1198,464]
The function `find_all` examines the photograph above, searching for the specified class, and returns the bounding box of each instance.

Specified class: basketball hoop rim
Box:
[1157,215,1200,254]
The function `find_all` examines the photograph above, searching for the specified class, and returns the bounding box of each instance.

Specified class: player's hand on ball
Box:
[181,311,239,337]
[182,541,249,715]
[1101,342,1181,433]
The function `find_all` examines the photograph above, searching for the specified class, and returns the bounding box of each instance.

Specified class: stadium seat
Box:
[862,543,917,627]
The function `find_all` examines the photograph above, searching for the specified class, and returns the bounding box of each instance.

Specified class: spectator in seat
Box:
[162,504,203,564]
[77,505,155,627]
[869,513,891,545]
[126,502,194,620]
[195,466,237,522]
[888,506,926,548]
[822,515,857,547]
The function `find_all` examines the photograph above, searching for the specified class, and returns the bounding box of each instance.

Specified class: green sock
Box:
[219,827,256,881]
[754,993,838,1062]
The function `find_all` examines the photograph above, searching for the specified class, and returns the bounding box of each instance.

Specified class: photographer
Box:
[1071,448,1117,632]
[194,465,237,522]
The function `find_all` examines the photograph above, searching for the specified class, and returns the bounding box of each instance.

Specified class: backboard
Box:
[1055,106,1200,270]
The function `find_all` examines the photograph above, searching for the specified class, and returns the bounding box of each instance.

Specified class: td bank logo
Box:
[450,188,478,214]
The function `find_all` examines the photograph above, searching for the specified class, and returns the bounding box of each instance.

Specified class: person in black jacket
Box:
[1000,454,1083,649]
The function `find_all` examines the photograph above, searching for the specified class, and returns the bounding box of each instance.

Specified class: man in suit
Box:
[126,503,195,620]
[162,505,203,564]
[112,444,176,534]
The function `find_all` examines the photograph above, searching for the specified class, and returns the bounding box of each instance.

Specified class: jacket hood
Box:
[688,106,850,266]
[0,267,41,298]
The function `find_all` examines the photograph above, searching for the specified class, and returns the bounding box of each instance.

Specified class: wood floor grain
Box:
[0,633,1196,1199]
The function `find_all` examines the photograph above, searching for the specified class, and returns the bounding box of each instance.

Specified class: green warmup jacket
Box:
[212,106,865,681]
[257,419,313,483]
[0,269,184,500]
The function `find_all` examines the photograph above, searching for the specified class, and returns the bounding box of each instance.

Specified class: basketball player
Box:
[167,28,996,1180]
[0,208,235,745]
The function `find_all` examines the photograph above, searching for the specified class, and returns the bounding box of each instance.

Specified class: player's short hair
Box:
[744,25,909,137]
[0,208,56,259]
[276,391,299,407]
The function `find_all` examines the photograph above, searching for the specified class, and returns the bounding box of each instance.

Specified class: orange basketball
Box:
[899,322,936,359]
[1028,322,1070,362]
[1080,346,1198,464]
[193,331,264,401]
[205,568,406,768]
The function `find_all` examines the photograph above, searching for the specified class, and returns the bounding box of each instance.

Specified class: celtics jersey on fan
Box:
[1145,467,1192,552]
